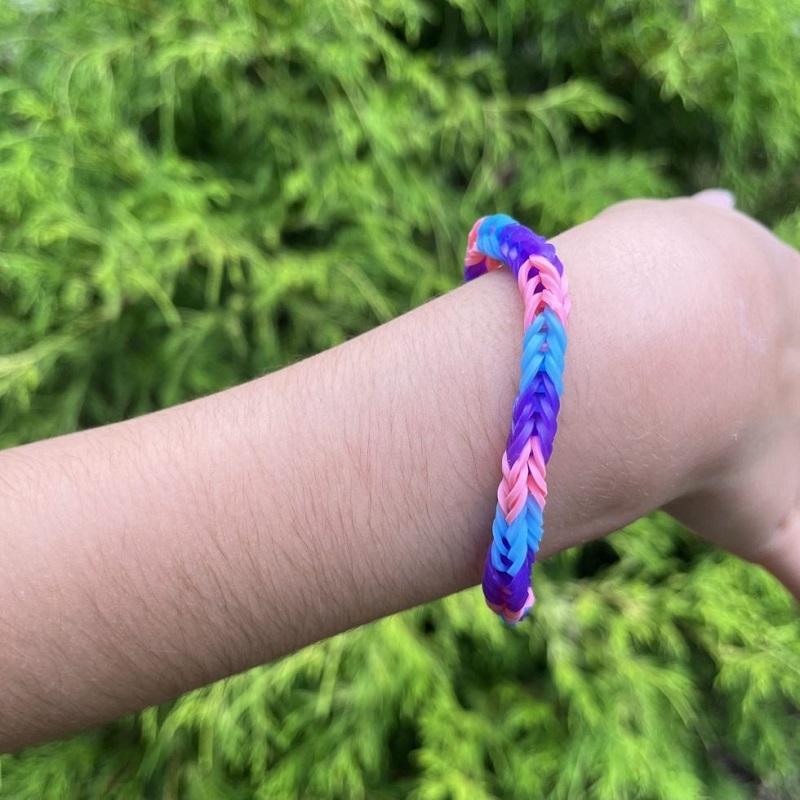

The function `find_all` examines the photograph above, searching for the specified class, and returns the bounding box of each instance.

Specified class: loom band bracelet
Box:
[465,214,570,625]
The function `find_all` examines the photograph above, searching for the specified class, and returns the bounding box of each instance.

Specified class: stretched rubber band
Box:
[465,215,570,624]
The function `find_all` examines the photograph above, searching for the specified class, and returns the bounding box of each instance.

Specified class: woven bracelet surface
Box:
[464,215,570,624]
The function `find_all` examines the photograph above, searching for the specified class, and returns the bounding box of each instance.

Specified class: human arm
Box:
[1,196,798,753]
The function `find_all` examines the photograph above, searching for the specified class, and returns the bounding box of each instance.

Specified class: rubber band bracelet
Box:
[464,215,570,624]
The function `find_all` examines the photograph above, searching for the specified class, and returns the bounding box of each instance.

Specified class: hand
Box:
[549,191,800,601]
[660,193,800,601]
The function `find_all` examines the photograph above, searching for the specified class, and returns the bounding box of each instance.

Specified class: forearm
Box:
[0,204,761,751]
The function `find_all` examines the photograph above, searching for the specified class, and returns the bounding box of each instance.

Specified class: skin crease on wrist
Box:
[0,195,798,753]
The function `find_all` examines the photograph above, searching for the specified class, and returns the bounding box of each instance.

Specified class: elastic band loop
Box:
[464,215,570,624]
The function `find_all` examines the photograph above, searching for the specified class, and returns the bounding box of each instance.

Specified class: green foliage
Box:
[1,0,799,797]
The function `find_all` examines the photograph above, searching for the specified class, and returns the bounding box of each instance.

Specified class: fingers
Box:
[594,189,737,223]
[691,188,736,210]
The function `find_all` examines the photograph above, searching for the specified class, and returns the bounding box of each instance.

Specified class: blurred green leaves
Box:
[1,0,799,797]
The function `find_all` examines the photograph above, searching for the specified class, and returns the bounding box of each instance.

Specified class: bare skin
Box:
[0,194,797,753]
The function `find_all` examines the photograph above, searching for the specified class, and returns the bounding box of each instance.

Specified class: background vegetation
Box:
[1,0,799,797]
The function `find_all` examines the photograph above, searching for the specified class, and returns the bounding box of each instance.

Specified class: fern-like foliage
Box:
[1,0,798,798]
